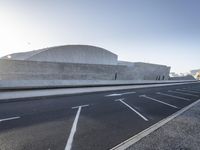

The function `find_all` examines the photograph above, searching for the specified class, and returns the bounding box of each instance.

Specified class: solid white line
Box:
[120,91,136,95]
[139,95,178,109]
[0,116,20,122]
[105,94,122,97]
[156,92,190,101]
[176,89,200,94]
[72,104,89,109]
[110,99,200,150]
[115,99,148,121]
[65,105,89,150]
[168,90,199,97]
[105,91,136,97]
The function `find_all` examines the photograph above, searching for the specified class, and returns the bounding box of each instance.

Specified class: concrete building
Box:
[2,45,118,65]
[0,45,170,81]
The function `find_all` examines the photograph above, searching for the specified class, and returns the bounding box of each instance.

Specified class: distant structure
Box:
[0,45,170,81]
[191,69,200,80]
[170,72,196,80]
[170,72,180,77]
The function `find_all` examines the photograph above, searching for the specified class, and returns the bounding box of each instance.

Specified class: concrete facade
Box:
[0,45,171,81]
[0,59,170,80]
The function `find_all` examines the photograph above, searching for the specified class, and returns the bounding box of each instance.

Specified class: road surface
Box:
[0,82,200,150]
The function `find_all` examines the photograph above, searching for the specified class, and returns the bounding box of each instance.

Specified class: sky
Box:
[0,0,199,74]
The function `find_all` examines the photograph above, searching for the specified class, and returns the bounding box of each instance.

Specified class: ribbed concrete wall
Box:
[0,59,170,80]
[133,62,170,80]
[0,59,118,80]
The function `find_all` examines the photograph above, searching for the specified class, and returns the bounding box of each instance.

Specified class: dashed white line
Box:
[105,91,136,97]
[139,95,178,109]
[0,116,20,122]
[168,90,199,97]
[115,98,148,121]
[65,104,89,150]
[176,89,200,94]
[156,92,190,101]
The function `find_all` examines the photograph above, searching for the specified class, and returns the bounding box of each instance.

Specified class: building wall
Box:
[0,59,170,80]
[133,62,170,80]
[118,61,170,80]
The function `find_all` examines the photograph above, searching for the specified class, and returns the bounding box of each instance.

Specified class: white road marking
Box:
[65,104,89,150]
[0,116,20,122]
[72,104,89,109]
[168,90,199,97]
[105,91,136,97]
[139,95,178,109]
[110,98,200,150]
[156,92,190,101]
[115,98,148,121]
[176,89,200,94]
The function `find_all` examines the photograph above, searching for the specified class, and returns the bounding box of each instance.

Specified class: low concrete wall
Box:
[0,59,170,81]
[0,79,197,90]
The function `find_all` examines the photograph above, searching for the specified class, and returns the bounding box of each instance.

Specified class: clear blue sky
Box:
[0,0,199,73]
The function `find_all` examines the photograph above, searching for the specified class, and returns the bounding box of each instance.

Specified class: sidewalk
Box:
[0,81,198,101]
[127,100,200,150]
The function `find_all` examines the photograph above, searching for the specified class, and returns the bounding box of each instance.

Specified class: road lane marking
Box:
[156,92,190,101]
[139,95,178,109]
[105,91,136,97]
[115,98,148,121]
[0,116,20,122]
[110,99,200,150]
[65,104,89,150]
[168,90,199,97]
[176,89,200,94]
[72,104,89,109]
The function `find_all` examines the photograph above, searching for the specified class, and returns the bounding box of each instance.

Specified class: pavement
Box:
[0,79,196,90]
[0,82,200,150]
[0,81,198,101]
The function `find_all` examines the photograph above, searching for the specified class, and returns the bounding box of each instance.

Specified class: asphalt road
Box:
[0,82,200,150]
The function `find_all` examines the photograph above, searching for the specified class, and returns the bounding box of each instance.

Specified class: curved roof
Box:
[2,49,45,60]
[2,45,118,65]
